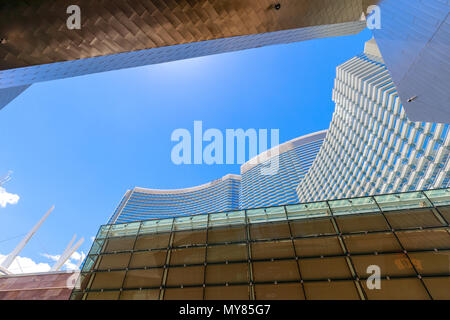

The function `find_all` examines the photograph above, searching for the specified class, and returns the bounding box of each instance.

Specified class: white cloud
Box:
[0,187,20,208]
[40,250,86,271]
[40,253,60,261]
[64,261,79,270]
[70,251,82,261]
[63,251,85,271]
[0,253,51,274]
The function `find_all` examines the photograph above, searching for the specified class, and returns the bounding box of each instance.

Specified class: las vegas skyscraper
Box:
[109,38,449,224]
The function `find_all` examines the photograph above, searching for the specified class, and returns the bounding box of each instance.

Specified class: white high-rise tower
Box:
[297,39,450,202]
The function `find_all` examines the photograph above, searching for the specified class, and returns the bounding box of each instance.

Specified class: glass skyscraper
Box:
[240,131,326,209]
[108,39,449,224]
[297,39,450,202]
[108,174,241,224]
[109,131,326,223]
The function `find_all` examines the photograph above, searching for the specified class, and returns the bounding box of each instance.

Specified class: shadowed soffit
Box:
[0,0,374,70]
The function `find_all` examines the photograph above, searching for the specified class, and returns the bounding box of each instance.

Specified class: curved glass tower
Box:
[108,174,240,224]
[108,131,326,223]
[108,39,449,224]
[297,39,450,202]
[240,131,326,209]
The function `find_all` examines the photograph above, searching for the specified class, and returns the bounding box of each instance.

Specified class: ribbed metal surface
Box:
[0,0,367,70]
[0,20,366,91]
[0,0,373,110]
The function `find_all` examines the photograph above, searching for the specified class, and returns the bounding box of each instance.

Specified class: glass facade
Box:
[73,188,450,300]
[109,39,450,226]
[240,131,326,209]
[109,131,327,224]
[108,174,241,223]
[298,39,450,202]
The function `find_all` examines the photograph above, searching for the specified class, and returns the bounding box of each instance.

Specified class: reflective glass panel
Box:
[285,201,330,220]
[139,218,173,235]
[173,215,208,231]
[82,256,97,272]
[108,222,140,237]
[375,191,431,212]
[96,225,111,239]
[88,239,105,255]
[208,210,245,227]
[424,188,450,206]
[204,285,249,300]
[247,206,286,224]
[207,225,247,244]
[328,196,379,215]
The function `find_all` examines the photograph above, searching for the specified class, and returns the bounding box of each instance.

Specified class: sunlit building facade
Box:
[108,174,241,224]
[0,0,370,110]
[109,131,326,224]
[372,0,450,123]
[109,39,450,224]
[297,39,450,202]
[74,188,450,300]
[240,131,326,209]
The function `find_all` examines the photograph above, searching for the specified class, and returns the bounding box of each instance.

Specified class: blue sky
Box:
[0,28,372,272]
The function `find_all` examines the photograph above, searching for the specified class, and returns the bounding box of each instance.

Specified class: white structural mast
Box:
[0,206,54,273]
[0,205,84,275]
[51,235,84,271]
[0,171,12,187]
